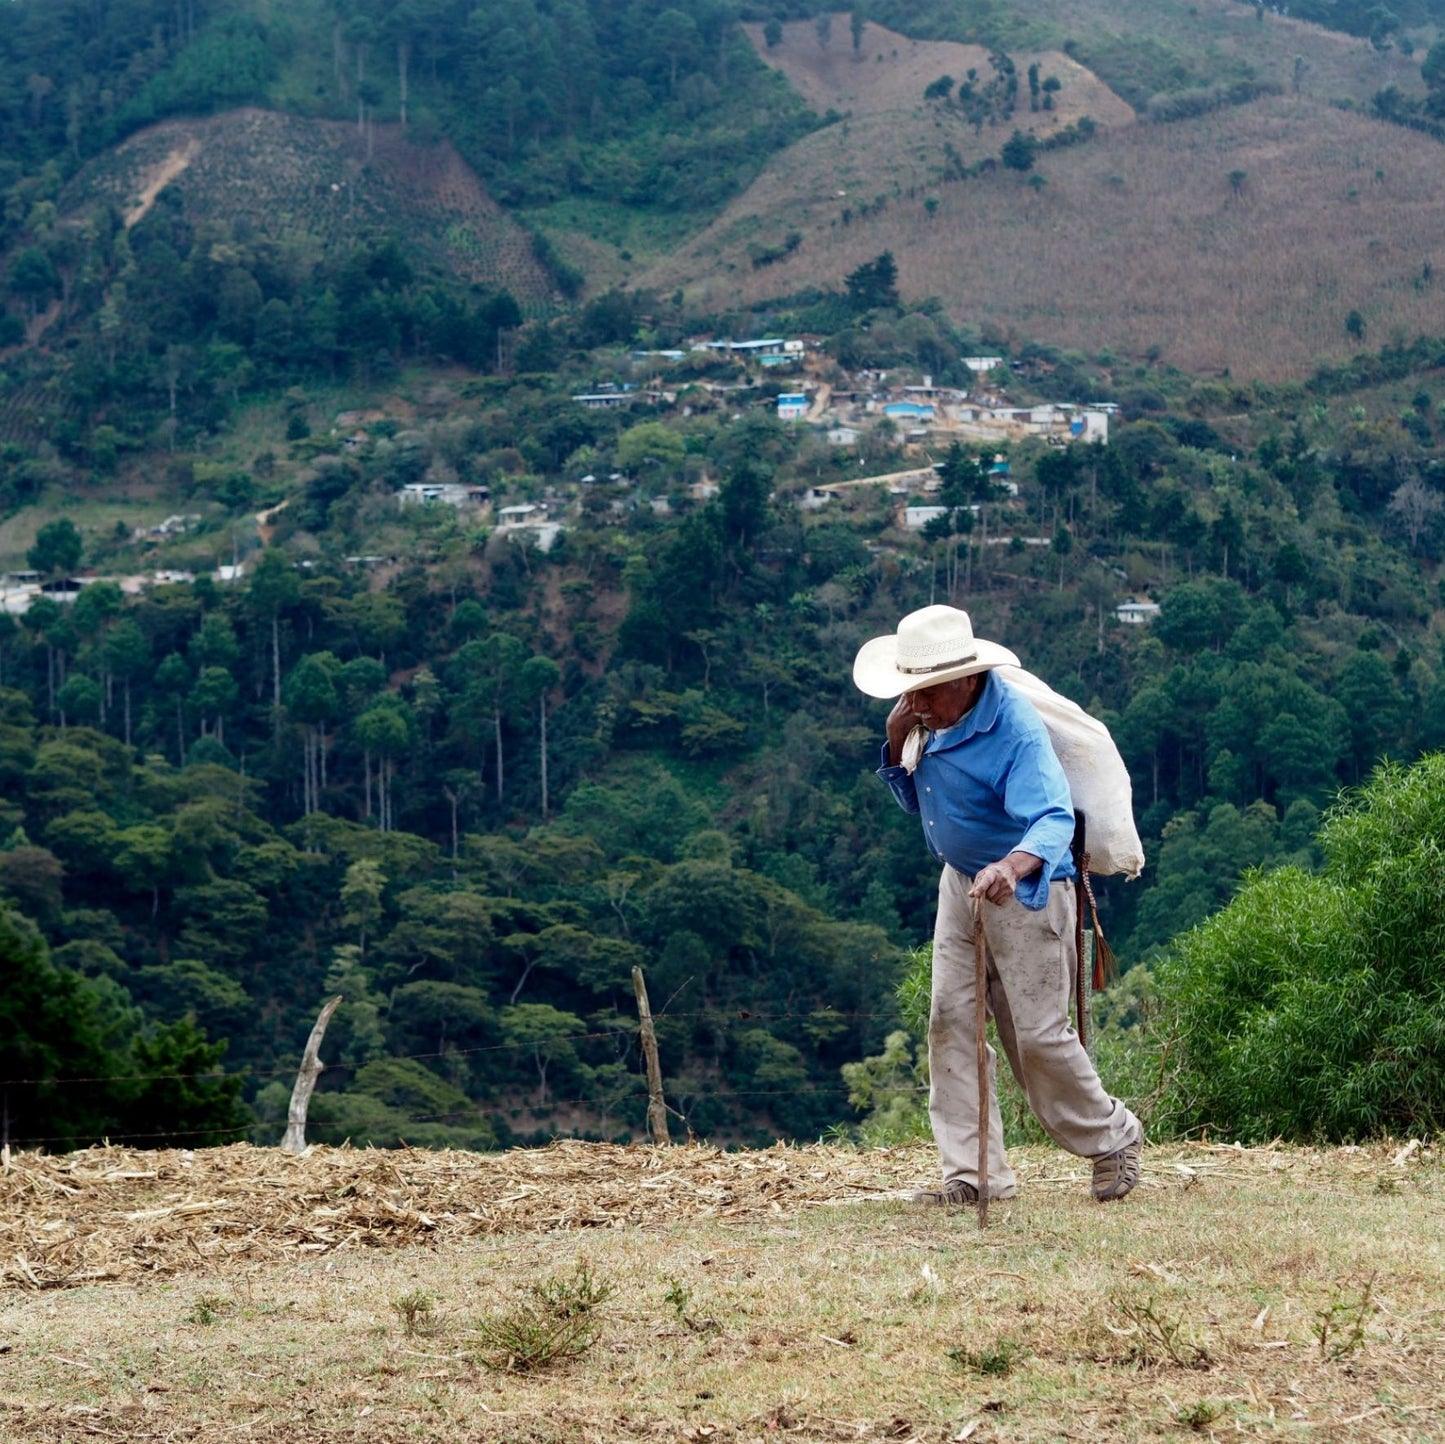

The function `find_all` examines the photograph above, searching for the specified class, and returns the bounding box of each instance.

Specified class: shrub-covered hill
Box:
[56,110,560,311]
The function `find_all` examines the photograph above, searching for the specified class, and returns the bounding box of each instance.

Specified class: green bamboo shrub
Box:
[1151,756,1445,1141]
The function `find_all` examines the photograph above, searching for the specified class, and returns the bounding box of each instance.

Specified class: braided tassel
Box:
[1078,858,1116,991]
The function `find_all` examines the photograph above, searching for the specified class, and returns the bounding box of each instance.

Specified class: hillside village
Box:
[0,333,1127,619]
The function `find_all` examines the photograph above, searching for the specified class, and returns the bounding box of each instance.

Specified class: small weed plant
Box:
[1177,1400,1224,1430]
[947,1336,1025,1376]
[662,1275,719,1334]
[1314,1273,1376,1360]
[391,1289,435,1338]
[186,1294,232,1326]
[1111,1292,1211,1369]
[663,1278,690,1319]
[472,1260,614,1373]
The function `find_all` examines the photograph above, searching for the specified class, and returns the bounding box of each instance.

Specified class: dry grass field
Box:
[59,111,558,308]
[2,1139,1441,1441]
[637,7,1445,380]
[741,19,1133,133]
[647,87,1445,381]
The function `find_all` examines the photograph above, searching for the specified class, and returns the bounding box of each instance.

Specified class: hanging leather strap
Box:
[1069,809,1118,1056]
[1070,814,1090,1051]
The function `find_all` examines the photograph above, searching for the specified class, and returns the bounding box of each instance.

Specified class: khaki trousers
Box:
[928,865,1140,1196]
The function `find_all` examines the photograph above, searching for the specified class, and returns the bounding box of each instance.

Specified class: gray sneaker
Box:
[910,1180,980,1206]
[909,1180,1017,1206]
[1091,1138,1142,1201]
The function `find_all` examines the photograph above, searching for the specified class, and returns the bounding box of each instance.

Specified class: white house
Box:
[572,392,633,410]
[0,582,38,615]
[697,337,792,356]
[904,505,951,529]
[777,393,809,420]
[398,482,478,508]
[1070,409,1110,443]
[497,503,542,524]
[496,520,564,553]
[795,488,836,511]
[1115,599,1161,625]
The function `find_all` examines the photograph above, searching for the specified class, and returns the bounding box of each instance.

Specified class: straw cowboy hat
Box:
[853,605,1020,699]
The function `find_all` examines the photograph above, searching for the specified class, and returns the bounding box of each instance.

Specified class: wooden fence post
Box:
[280,995,342,1155]
[631,966,671,1145]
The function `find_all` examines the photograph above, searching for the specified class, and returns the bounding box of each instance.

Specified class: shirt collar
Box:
[927,669,1003,751]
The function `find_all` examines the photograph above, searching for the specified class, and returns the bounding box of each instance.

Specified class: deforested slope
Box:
[744,17,1135,130]
[648,91,1445,379]
[59,109,558,308]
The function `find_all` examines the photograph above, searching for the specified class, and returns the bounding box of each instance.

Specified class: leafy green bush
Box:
[1151,755,1445,1141]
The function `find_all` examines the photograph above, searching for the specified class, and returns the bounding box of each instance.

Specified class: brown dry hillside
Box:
[646,86,1445,380]
[641,7,1445,380]
[59,109,558,308]
[744,18,1134,132]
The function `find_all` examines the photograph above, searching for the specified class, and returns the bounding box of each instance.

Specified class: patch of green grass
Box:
[947,1335,1026,1376]
[522,198,703,257]
[391,1288,436,1338]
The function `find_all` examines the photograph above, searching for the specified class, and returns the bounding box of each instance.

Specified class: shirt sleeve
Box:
[877,741,921,815]
[1001,731,1076,911]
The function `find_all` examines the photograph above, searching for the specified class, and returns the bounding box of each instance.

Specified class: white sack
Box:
[997,667,1144,879]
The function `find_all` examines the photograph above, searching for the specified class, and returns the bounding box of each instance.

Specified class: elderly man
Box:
[854,605,1141,1204]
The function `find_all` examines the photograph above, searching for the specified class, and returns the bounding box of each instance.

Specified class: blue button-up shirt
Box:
[877,670,1076,910]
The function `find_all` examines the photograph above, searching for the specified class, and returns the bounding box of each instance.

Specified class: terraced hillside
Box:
[59,109,558,309]
[642,14,1445,379]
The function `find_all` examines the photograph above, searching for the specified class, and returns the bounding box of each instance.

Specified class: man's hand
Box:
[969,851,1044,905]
[886,694,919,767]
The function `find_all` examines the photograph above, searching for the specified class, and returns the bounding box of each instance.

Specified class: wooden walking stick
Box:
[972,897,990,1230]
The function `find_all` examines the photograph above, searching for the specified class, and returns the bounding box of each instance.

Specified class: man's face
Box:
[904,673,983,730]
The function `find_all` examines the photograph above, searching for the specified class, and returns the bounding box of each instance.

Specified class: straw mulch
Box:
[2,1137,1432,1293]
[0,1139,922,1290]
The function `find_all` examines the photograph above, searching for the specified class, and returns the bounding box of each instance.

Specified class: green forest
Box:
[4,0,1445,1156]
